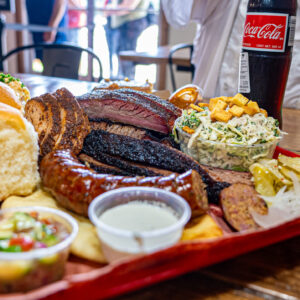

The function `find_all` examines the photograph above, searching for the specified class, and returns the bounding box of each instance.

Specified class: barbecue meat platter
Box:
[0,75,299,297]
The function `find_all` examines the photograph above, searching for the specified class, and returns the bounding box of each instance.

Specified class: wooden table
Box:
[119,45,191,67]
[17,73,98,97]
[17,74,300,299]
[119,45,191,90]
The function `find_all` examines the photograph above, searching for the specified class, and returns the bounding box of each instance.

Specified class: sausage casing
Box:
[40,150,208,216]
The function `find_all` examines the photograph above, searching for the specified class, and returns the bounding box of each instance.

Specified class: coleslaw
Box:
[174,107,282,171]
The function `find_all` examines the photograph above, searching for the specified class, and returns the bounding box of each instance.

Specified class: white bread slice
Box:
[0,103,40,201]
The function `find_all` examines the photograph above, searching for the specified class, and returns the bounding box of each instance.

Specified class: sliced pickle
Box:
[279,166,300,181]
[259,159,291,186]
[249,163,276,196]
[278,154,300,173]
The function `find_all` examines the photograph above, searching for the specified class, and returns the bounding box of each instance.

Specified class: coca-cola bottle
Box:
[238,0,297,126]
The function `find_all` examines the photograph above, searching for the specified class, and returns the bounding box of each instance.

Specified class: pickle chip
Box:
[278,154,300,173]
[249,163,276,196]
[279,166,300,181]
[259,159,291,186]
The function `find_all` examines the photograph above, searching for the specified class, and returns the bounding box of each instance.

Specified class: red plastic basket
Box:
[2,146,299,300]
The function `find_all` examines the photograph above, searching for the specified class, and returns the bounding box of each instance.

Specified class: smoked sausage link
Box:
[40,150,208,216]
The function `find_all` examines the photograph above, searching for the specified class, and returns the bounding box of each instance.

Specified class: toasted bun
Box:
[0,102,25,130]
[0,81,22,109]
[0,103,40,201]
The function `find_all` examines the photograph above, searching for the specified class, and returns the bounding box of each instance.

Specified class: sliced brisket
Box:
[82,130,230,202]
[78,154,131,176]
[122,88,181,119]
[82,151,176,177]
[200,165,253,186]
[90,121,150,140]
[77,89,181,134]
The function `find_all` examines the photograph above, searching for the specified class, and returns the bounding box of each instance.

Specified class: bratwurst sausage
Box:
[40,150,208,216]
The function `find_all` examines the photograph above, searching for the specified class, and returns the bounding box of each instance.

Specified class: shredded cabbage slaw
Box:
[174,107,282,171]
[176,107,281,146]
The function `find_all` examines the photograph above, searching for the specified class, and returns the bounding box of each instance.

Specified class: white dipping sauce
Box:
[99,201,178,232]
[97,201,182,261]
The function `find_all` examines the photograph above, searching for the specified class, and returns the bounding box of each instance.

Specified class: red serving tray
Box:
[1,146,300,300]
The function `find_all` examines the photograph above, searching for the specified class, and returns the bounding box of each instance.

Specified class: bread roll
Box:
[0,73,30,110]
[0,82,22,109]
[0,103,40,201]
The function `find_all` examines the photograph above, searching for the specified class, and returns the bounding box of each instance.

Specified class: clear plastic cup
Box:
[0,206,78,293]
[88,187,191,263]
[175,123,281,172]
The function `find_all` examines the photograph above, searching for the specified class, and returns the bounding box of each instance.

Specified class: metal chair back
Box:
[168,43,195,91]
[0,43,103,82]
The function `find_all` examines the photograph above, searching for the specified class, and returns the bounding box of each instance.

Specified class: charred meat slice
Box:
[77,89,180,134]
[84,151,176,177]
[200,165,253,186]
[79,154,130,176]
[82,129,229,201]
[54,88,90,155]
[25,96,51,152]
[38,93,62,156]
[25,88,90,157]
[83,129,210,180]
[220,183,268,232]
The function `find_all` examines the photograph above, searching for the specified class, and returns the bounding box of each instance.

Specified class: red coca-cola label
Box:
[242,13,289,52]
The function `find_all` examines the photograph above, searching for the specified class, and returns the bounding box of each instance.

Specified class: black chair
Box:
[168,43,195,91]
[0,43,103,82]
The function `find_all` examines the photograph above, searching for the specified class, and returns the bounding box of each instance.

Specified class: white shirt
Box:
[162,0,300,109]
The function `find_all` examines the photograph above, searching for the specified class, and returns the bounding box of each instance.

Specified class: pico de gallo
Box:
[0,211,69,252]
[0,208,77,293]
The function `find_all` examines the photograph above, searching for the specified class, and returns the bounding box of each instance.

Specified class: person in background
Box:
[104,0,150,79]
[68,0,86,44]
[161,0,300,109]
[26,0,68,59]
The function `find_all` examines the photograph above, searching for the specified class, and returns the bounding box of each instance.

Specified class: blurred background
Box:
[1,0,197,90]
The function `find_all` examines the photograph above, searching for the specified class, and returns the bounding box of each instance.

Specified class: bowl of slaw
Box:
[174,108,282,171]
